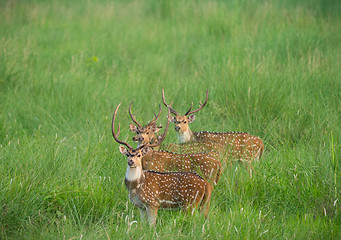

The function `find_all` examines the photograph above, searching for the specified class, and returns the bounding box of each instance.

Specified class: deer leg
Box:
[214,163,221,185]
[207,167,218,187]
[208,168,215,187]
[146,205,159,226]
[255,149,261,161]
[224,151,233,169]
[189,188,209,216]
[184,191,201,216]
[200,184,211,218]
[245,161,254,178]
[139,208,147,224]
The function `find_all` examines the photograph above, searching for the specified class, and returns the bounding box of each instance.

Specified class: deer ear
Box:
[150,123,161,133]
[129,124,138,133]
[188,115,196,123]
[141,146,149,156]
[119,146,128,155]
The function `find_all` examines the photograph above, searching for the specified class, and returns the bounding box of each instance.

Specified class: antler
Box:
[129,102,142,127]
[112,103,133,149]
[147,108,171,148]
[147,104,162,127]
[162,88,179,116]
[184,102,194,116]
[185,89,208,116]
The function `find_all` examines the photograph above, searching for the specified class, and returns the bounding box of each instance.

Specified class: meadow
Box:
[0,0,340,239]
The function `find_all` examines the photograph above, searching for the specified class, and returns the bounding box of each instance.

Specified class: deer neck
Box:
[143,148,153,158]
[125,165,145,189]
[177,128,194,143]
[141,149,155,170]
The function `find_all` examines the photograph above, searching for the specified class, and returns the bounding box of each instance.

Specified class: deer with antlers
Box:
[112,104,212,225]
[162,89,265,167]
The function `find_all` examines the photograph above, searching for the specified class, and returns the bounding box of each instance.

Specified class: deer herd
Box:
[111,89,264,225]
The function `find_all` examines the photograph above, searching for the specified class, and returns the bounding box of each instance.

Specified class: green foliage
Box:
[0,0,340,239]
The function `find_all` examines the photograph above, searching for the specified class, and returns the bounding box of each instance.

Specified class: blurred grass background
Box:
[0,0,340,239]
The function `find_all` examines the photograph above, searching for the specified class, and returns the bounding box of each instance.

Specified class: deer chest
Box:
[128,189,145,208]
[125,179,145,208]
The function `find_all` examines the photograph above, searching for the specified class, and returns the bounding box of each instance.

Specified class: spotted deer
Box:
[112,104,212,225]
[128,102,162,148]
[162,88,265,167]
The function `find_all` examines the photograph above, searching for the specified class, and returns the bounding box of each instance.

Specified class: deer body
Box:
[169,115,264,162]
[125,167,211,225]
[192,131,264,161]
[162,89,265,166]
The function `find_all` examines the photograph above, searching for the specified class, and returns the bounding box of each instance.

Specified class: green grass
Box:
[0,0,340,239]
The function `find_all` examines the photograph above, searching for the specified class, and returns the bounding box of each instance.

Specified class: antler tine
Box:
[185,89,209,116]
[147,108,171,148]
[128,101,141,127]
[112,104,133,149]
[136,142,148,150]
[162,88,179,116]
[148,104,162,126]
[184,102,194,116]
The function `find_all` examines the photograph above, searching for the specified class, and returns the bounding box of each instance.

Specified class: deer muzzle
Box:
[128,159,135,167]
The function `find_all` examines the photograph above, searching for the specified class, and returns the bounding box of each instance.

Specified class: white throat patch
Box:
[125,166,142,182]
[177,129,192,143]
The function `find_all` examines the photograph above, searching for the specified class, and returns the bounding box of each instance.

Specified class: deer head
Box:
[128,102,163,147]
[112,104,170,168]
[162,88,208,142]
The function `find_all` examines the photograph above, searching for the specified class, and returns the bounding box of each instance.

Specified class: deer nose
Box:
[128,159,134,166]
[175,126,180,131]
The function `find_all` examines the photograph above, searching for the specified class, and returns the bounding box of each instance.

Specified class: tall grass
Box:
[0,0,340,239]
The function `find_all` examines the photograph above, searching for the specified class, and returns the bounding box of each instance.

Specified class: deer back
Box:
[192,131,264,161]
[141,149,221,185]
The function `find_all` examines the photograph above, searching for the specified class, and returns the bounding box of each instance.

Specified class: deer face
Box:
[162,88,208,135]
[129,123,161,145]
[119,146,149,168]
[170,115,195,133]
[128,102,162,146]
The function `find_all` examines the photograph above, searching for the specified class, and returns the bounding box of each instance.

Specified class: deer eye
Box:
[147,132,149,134]
[184,121,187,124]
[137,154,141,157]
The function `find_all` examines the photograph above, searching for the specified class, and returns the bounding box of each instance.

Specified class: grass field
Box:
[0,0,340,239]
